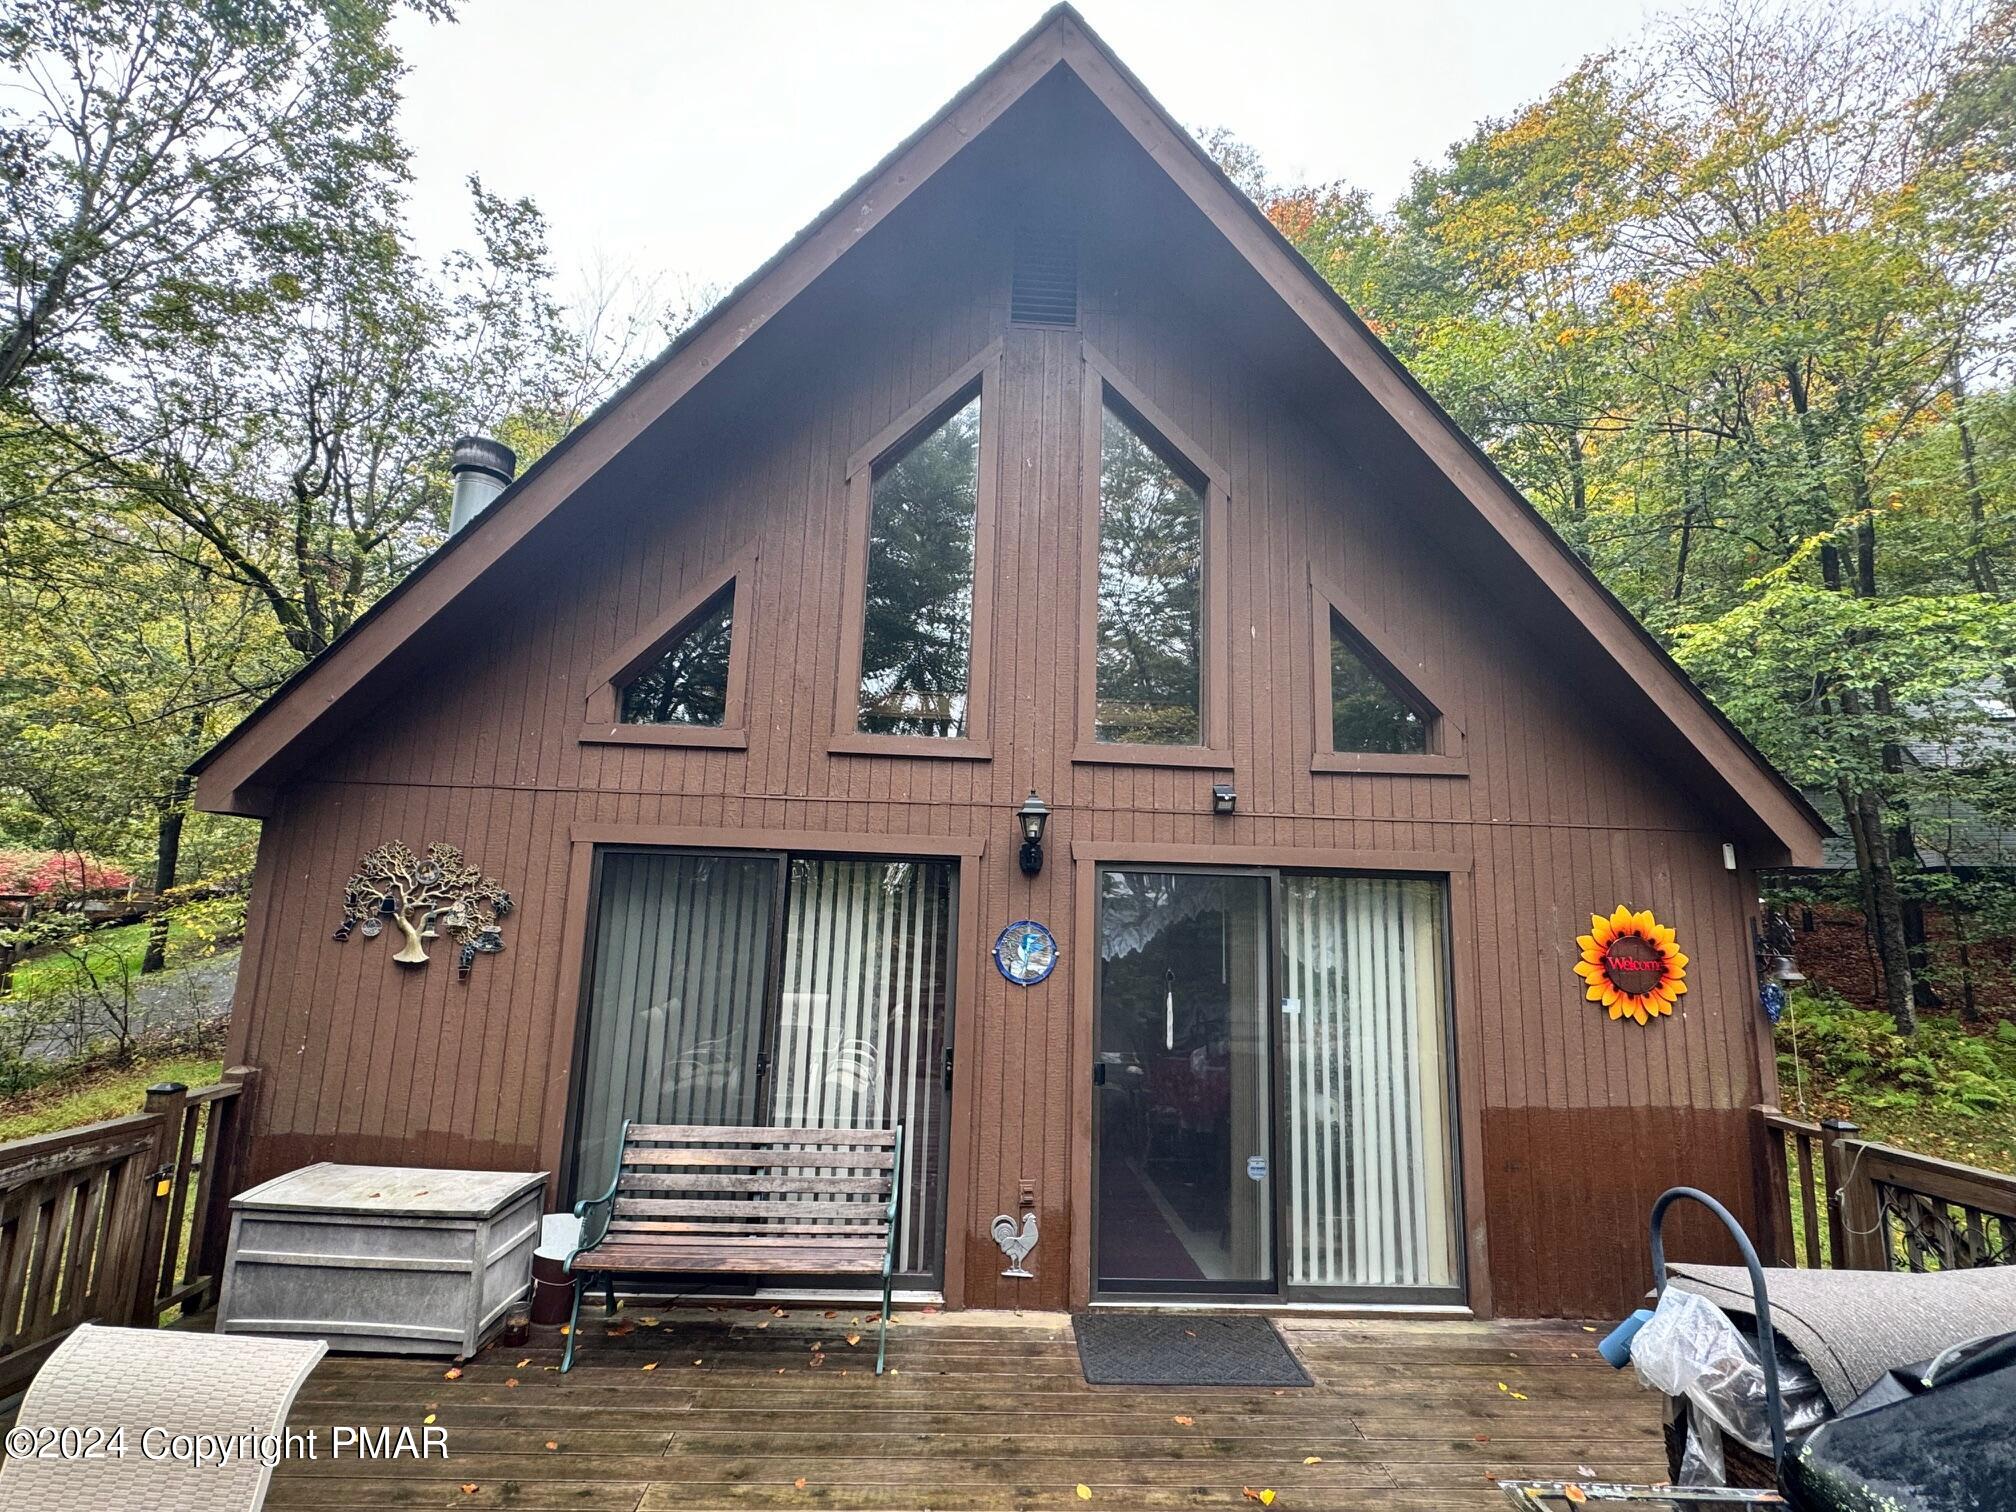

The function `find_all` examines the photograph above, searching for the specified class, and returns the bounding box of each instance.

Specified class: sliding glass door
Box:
[1093,865,1461,1302]
[1094,870,1274,1292]
[572,849,954,1281]
[1278,874,1459,1302]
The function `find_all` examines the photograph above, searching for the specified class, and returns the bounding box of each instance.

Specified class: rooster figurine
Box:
[990,1212,1039,1278]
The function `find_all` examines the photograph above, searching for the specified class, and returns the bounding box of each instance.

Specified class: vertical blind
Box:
[573,851,776,1194]
[775,858,950,1275]
[1279,875,1458,1294]
[575,850,951,1279]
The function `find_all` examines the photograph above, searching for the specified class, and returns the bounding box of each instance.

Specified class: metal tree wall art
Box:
[333,841,513,980]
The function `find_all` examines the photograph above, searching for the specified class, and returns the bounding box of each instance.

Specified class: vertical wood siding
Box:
[223,118,1771,1320]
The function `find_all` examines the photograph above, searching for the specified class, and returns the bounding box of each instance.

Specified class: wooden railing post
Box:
[195,1066,260,1300]
[1821,1117,1886,1271]
[130,1081,188,1324]
[1749,1105,1793,1267]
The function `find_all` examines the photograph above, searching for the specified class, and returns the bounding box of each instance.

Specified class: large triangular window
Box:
[1311,572,1464,772]
[581,551,753,749]
[621,585,733,726]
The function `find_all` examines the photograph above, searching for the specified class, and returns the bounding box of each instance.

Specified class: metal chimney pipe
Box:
[448,435,517,536]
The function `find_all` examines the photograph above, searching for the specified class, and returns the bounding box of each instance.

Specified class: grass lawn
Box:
[0,1050,225,1142]
[4,916,208,1000]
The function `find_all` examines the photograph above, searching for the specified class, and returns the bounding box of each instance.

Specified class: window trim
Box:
[830,340,1002,759]
[579,546,756,749]
[1308,566,1467,776]
[1074,341,1233,768]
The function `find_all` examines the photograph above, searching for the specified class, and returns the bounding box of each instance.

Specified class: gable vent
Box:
[1010,226,1079,327]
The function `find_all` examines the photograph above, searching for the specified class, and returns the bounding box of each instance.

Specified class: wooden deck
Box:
[269,1307,1666,1510]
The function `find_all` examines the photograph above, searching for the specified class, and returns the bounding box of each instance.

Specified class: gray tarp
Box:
[1666,1262,2016,1410]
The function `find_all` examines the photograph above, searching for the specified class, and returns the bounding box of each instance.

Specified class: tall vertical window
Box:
[858,395,980,737]
[1096,403,1203,745]
[618,586,734,726]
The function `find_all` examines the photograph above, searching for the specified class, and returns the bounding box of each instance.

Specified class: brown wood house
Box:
[191,6,1826,1321]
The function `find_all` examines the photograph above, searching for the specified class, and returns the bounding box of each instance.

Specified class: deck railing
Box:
[1754,1104,2016,1272]
[0,1066,257,1399]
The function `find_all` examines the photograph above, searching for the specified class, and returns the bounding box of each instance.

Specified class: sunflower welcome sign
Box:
[1574,905,1688,1025]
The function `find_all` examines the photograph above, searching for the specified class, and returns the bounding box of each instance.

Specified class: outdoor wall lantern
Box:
[1017,790,1050,877]
[1212,783,1237,815]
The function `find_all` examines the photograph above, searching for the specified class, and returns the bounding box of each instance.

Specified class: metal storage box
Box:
[217,1163,545,1356]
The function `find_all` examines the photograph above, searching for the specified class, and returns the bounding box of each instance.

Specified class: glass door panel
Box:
[774,857,952,1277]
[1095,869,1273,1292]
[572,850,779,1194]
[1278,874,1460,1300]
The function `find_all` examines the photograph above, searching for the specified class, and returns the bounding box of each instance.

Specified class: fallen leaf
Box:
[516,1359,530,1369]
[824,1310,838,1319]
[1582,1326,1598,1333]
[1510,1391,1529,1401]
[846,1333,861,1346]
[1474,1435,1490,1443]
[545,1441,558,1451]
[442,1367,463,1380]
[460,1486,478,1496]
[641,1361,659,1371]
[1578,1466,1597,1478]
[505,1378,519,1389]
[1496,1382,1509,1392]
[422,1414,436,1425]
[1172,1415,1195,1427]
[757,1320,770,1329]
[795,1478,808,1490]
[1565,1487,1588,1504]
[559,1324,571,1336]
[638,1316,660,1327]
[1302,1456,1322,1465]
[1241,1489,1276,1506]
[771,1306,788,1316]
[1075,1485,1092,1501]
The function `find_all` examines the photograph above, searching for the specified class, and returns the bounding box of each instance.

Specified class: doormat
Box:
[1072,1313,1312,1387]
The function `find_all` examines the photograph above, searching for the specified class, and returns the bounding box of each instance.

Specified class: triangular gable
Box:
[190,4,1825,865]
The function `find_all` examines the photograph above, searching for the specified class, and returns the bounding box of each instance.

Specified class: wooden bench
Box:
[562,1121,903,1373]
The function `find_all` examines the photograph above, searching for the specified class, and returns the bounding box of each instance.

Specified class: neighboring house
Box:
[189,7,1825,1321]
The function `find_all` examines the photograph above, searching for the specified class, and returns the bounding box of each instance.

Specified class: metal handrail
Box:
[1649,1186,1788,1466]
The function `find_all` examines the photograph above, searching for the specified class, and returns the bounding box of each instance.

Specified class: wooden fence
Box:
[0,1067,256,1400]
[1755,1104,2016,1272]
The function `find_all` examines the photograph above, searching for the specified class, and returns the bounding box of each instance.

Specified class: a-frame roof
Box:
[192,4,1825,865]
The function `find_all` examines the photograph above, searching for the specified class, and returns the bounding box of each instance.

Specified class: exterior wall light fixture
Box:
[1017,790,1050,876]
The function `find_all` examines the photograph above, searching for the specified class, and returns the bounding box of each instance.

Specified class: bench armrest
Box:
[567,1118,631,1265]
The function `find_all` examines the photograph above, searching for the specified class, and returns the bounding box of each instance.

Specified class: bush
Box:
[0,847,134,896]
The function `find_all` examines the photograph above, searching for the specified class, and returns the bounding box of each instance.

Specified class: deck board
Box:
[266,1309,1667,1510]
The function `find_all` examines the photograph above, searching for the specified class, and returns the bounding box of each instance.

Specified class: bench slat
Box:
[619,1148,896,1171]
[618,1173,890,1196]
[613,1197,887,1222]
[625,1123,895,1146]
[607,1218,889,1237]
[581,1242,886,1275]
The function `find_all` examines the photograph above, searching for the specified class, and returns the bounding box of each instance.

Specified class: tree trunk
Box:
[140,792,186,975]
[1838,775,1917,1034]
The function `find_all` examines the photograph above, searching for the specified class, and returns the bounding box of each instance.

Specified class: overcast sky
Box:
[387,1,1691,301]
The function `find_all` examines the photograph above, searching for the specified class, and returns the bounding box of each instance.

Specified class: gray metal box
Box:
[216,1163,545,1356]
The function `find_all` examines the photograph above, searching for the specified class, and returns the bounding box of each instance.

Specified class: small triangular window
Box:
[619,586,734,726]
[1330,611,1431,754]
